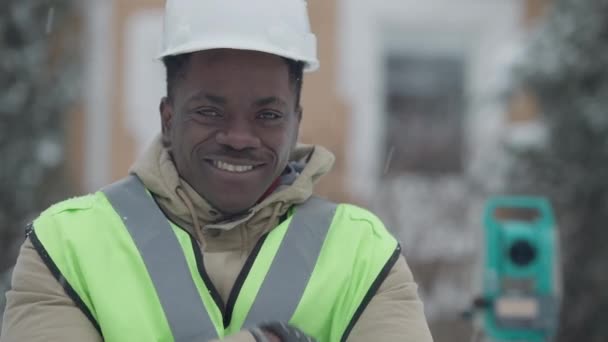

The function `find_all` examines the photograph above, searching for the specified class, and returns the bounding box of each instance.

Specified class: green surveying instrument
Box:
[469,197,561,342]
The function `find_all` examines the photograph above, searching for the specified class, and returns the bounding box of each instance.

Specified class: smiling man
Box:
[0,1,432,342]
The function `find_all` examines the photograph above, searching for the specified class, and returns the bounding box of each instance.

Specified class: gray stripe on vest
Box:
[244,196,337,327]
[103,175,216,342]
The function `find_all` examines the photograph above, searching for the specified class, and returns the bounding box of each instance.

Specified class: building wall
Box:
[109,0,161,182]
[300,0,351,202]
[525,0,552,26]
[76,0,551,197]
[337,0,528,202]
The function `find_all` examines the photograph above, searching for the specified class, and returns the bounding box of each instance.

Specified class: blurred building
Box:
[73,0,549,195]
[70,0,550,340]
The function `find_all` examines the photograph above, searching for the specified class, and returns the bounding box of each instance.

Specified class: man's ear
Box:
[160,97,174,148]
[295,105,303,123]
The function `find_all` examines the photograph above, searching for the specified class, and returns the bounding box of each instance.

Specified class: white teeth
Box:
[212,160,254,173]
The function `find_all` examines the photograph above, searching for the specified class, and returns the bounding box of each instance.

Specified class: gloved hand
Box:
[249,322,316,342]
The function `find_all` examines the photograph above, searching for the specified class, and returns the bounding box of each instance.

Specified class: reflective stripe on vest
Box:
[103,176,216,341]
[102,175,336,341]
[243,194,336,328]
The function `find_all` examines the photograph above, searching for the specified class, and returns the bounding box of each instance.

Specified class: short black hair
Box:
[162,53,304,107]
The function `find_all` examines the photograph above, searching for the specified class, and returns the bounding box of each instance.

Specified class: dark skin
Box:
[160,49,302,216]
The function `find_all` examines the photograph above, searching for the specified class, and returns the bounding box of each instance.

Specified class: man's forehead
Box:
[182,90,290,109]
[188,48,287,68]
[178,50,292,90]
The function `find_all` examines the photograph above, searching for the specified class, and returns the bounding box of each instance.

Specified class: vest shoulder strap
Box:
[243,196,337,328]
[103,175,217,342]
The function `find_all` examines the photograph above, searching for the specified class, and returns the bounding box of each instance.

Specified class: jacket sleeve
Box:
[346,254,434,342]
[0,238,102,342]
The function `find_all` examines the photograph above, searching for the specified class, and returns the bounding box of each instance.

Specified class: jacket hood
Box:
[129,134,335,251]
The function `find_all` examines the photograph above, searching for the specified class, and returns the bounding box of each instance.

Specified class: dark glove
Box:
[250,322,317,342]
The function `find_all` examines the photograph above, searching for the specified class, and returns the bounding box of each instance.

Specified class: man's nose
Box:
[215,118,262,151]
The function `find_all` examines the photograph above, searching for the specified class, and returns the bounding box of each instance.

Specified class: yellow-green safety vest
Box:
[31,176,399,341]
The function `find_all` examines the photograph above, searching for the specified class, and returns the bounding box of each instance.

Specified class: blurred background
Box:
[1,0,607,341]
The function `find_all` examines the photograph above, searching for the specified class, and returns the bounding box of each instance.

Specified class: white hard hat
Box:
[159,0,319,72]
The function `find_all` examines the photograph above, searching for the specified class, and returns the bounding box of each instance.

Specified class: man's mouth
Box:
[208,160,262,173]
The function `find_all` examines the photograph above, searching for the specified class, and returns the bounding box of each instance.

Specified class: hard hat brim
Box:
[157,41,320,73]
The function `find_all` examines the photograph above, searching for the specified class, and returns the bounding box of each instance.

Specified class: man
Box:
[1,0,433,341]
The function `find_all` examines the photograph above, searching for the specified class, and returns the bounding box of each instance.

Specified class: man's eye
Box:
[196,109,221,117]
[258,111,282,120]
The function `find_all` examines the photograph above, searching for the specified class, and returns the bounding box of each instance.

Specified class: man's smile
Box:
[213,160,254,173]
[204,158,267,175]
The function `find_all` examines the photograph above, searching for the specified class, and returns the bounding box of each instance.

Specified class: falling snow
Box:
[46,6,55,34]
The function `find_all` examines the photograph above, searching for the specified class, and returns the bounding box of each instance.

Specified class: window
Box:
[384,54,465,175]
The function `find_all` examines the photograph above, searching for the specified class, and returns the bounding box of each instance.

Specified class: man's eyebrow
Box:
[185,91,227,106]
[254,96,288,108]
[204,93,227,105]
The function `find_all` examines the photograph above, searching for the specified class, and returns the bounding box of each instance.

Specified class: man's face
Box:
[160,49,301,215]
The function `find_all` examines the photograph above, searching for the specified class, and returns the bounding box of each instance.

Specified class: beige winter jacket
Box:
[0,136,433,342]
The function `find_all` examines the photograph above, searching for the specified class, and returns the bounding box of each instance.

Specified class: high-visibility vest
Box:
[31,176,399,342]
